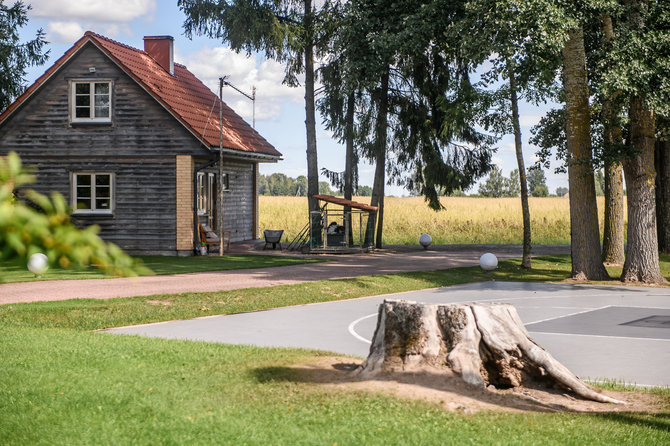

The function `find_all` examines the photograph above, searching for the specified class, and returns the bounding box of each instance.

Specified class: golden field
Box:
[259,196,625,245]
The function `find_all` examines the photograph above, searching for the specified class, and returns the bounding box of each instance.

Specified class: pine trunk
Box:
[601,13,626,264]
[602,161,625,264]
[508,62,531,269]
[368,67,389,249]
[621,97,665,283]
[344,92,355,245]
[357,300,624,404]
[304,0,319,215]
[561,28,609,280]
[344,92,355,203]
[656,139,670,253]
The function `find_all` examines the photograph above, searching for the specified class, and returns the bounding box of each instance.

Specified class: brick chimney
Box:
[143,36,174,75]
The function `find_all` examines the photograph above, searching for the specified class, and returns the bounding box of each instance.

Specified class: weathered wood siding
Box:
[0,41,260,254]
[14,158,178,255]
[202,160,255,242]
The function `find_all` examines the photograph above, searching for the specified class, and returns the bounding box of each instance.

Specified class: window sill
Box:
[70,121,113,127]
[72,211,114,217]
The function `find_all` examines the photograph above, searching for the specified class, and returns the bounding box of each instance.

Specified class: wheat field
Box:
[259,196,624,245]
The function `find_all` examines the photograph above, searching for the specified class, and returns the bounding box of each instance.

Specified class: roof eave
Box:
[209,146,282,163]
[0,34,91,126]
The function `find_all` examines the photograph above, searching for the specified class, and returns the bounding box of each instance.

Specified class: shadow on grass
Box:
[593,412,670,433]
[250,364,625,414]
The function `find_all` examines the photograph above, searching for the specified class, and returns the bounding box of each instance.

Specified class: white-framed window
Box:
[221,173,230,191]
[72,172,114,214]
[71,81,111,122]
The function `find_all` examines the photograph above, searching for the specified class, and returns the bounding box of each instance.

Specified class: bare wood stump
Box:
[356,300,625,404]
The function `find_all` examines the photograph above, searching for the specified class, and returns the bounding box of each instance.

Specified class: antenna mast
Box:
[222,78,256,128]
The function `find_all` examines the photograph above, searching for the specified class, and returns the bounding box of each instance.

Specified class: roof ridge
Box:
[2,31,281,158]
[85,31,146,56]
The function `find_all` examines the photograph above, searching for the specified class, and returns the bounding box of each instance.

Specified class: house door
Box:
[207,172,216,228]
[197,172,217,228]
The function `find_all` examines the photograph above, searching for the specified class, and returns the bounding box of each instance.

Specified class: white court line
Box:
[523,306,611,326]
[529,331,670,342]
[348,313,376,344]
[348,303,670,344]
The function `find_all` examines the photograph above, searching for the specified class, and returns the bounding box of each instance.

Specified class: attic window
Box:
[71,81,111,122]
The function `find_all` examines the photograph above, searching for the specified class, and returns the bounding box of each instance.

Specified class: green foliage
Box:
[0,0,49,111]
[356,185,372,196]
[316,0,496,211]
[258,173,366,196]
[527,167,548,196]
[478,166,519,197]
[556,186,569,197]
[532,184,549,197]
[0,152,142,277]
[318,180,335,195]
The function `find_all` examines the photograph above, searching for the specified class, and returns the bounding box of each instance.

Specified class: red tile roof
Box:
[0,31,281,159]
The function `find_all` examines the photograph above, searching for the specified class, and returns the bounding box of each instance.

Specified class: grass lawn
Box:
[1,254,669,444]
[0,254,324,284]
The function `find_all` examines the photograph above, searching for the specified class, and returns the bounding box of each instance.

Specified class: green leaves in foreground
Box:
[0,152,145,277]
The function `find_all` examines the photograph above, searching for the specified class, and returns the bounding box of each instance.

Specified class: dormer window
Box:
[71,81,111,122]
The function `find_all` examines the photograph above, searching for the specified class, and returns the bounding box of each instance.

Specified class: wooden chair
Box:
[199,224,231,253]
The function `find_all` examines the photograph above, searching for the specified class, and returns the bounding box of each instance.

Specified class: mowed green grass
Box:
[2,325,668,446]
[0,254,324,284]
[2,255,669,444]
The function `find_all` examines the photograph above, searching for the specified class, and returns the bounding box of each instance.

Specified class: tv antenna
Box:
[221,76,256,128]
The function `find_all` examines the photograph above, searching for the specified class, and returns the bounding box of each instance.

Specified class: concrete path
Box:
[0,244,569,305]
[108,281,670,387]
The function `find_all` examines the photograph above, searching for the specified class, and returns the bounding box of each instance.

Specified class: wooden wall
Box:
[202,160,255,242]
[0,41,260,255]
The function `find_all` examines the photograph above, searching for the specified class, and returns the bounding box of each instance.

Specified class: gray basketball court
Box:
[107,281,670,387]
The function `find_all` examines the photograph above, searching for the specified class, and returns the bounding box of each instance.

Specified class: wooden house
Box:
[0,32,281,255]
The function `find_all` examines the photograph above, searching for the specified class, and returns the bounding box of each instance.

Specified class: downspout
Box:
[193,154,219,252]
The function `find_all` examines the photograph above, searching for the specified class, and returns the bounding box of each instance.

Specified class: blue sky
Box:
[18,0,568,196]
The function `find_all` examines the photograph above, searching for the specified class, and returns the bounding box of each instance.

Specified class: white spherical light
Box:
[479,253,498,271]
[27,253,49,276]
[419,233,432,248]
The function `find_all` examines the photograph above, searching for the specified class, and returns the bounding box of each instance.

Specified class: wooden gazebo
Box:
[309,194,378,253]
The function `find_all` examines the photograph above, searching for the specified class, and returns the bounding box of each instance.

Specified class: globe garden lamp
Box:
[479,253,498,271]
[419,233,432,249]
[27,253,48,277]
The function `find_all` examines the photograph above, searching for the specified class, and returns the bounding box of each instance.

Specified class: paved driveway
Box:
[0,244,568,304]
[108,281,670,387]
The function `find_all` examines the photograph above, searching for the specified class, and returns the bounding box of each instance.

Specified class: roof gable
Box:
[0,32,281,159]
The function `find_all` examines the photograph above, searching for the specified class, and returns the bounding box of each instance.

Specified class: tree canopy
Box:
[0,0,48,111]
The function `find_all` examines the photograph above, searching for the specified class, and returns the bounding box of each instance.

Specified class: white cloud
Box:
[46,21,85,43]
[46,19,132,43]
[30,0,156,22]
[519,113,542,127]
[180,46,304,121]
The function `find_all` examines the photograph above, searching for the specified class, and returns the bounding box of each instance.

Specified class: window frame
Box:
[221,173,230,192]
[70,80,112,123]
[71,172,115,215]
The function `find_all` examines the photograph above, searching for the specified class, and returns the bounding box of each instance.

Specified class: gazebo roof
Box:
[313,194,378,212]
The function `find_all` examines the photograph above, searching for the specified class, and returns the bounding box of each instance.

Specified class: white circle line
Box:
[348,313,377,344]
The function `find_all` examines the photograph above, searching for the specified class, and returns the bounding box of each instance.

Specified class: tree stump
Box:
[356,300,625,404]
